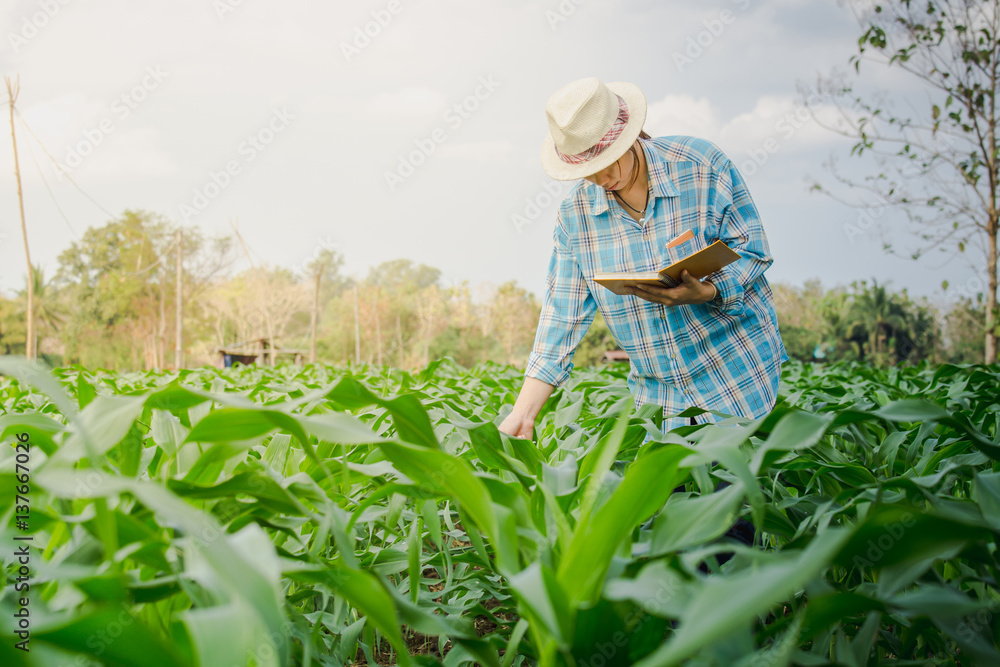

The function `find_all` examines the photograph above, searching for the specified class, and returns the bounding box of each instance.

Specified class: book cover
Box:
[592,239,740,296]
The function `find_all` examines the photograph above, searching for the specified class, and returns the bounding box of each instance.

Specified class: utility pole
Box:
[6,75,34,360]
[374,286,382,366]
[396,314,403,368]
[310,261,324,364]
[353,285,361,364]
[174,228,183,369]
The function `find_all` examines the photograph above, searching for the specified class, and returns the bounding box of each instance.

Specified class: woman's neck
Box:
[615,141,650,220]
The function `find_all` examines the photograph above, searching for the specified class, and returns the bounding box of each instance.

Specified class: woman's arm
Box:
[498,376,557,439]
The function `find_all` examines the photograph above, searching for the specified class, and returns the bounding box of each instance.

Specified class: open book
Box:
[592,239,740,295]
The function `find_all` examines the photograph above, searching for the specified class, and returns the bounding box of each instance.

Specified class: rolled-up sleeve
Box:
[705,161,774,316]
[525,211,597,387]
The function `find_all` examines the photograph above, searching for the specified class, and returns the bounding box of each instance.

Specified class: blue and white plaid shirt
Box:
[526,136,788,429]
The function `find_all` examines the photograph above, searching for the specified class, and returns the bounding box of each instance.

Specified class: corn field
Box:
[1,357,999,666]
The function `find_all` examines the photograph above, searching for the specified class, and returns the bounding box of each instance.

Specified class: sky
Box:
[0,0,985,306]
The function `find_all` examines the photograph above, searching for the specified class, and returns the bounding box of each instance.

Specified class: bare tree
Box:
[305,248,342,364]
[807,0,1000,363]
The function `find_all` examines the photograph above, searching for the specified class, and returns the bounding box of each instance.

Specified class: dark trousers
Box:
[683,414,755,549]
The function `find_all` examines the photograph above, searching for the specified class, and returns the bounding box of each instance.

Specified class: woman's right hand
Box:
[498,377,556,441]
[499,410,535,440]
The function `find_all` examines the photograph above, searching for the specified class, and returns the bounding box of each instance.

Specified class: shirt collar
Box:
[588,138,680,216]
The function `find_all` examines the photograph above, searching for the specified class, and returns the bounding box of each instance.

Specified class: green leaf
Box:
[509,562,573,650]
[635,528,851,666]
[324,376,440,449]
[650,483,744,555]
[33,607,190,667]
[751,410,833,474]
[558,445,687,606]
[183,601,279,667]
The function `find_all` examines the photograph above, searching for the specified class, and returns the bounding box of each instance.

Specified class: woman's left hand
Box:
[625,270,717,307]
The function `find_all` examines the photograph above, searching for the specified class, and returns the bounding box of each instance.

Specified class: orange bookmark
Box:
[666,229,694,249]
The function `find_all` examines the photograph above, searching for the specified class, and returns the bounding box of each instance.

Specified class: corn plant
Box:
[0,356,998,666]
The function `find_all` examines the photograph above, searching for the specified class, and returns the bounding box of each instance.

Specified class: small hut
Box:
[603,349,629,363]
[217,338,306,367]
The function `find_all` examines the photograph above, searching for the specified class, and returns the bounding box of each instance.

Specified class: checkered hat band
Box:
[555,95,630,165]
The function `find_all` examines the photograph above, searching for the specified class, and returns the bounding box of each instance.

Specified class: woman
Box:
[499,77,787,438]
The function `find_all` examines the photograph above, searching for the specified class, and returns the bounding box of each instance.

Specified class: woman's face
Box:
[583,147,636,191]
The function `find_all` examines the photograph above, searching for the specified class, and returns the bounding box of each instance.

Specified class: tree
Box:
[944,294,988,361]
[55,210,233,369]
[819,287,868,361]
[574,311,617,366]
[0,293,27,356]
[852,279,909,363]
[206,266,310,365]
[15,265,66,358]
[809,0,1000,363]
[817,279,941,365]
[362,260,442,367]
[492,282,540,364]
[304,249,344,363]
[773,280,827,361]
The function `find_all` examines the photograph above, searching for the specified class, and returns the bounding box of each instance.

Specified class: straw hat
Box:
[540,77,647,181]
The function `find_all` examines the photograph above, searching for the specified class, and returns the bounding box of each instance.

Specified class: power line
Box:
[18,113,78,238]
[14,107,116,218]
[13,104,181,277]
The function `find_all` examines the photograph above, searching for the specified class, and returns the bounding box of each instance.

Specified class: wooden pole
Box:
[310,263,324,364]
[396,314,403,368]
[353,285,361,364]
[374,286,382,366]
[6,75,34,360]
[174,228,183,369]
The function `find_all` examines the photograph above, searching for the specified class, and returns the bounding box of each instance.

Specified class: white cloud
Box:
[644,92,844,160]
[718,95,845,158]
[644,94,721,139]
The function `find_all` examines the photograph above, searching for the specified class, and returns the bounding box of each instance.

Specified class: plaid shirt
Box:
[526,136,787,429]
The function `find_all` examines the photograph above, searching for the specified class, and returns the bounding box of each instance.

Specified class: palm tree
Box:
[16,265,66,357]
[820,288,867,361]
[848,280,907,364]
